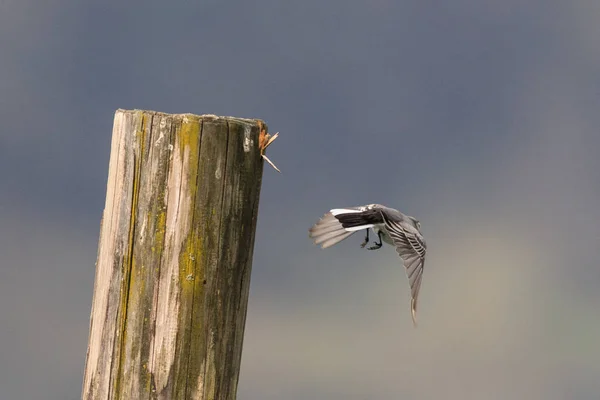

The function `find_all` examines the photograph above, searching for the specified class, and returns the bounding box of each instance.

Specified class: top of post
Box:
[115,109,267,126]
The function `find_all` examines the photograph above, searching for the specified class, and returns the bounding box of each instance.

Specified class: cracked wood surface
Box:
[82,109,266,400]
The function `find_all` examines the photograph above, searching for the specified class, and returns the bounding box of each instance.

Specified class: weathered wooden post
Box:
[82,109,273,400]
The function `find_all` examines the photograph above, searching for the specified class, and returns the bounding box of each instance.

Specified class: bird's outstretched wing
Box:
[380,210,427,326]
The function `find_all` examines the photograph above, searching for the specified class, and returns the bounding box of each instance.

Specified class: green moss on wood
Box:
[152,210,166,254]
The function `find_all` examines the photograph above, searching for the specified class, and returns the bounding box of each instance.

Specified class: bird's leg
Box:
[360,228,370,248]
[367,231,383,250]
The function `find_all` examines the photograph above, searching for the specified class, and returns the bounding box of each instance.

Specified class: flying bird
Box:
[309,204,427,326]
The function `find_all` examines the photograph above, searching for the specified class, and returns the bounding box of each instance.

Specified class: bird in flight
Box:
[309,204,427,326]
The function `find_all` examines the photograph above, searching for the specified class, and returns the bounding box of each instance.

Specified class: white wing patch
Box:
[330,208,362,216]
[343,224,375,232]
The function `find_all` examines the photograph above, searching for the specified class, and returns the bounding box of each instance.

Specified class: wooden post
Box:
[82,109,267,400]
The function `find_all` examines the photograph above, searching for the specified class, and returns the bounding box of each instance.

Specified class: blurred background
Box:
[1,1,599,399]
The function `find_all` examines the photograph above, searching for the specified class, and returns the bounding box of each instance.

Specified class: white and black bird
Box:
[309,204,427,326]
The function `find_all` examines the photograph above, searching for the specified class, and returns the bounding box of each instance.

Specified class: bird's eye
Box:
[416,221,421,229]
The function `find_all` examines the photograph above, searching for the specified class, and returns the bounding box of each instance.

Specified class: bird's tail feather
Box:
[309,212,356,248]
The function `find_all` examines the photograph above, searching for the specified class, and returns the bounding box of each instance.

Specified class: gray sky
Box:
[1,1,599,399]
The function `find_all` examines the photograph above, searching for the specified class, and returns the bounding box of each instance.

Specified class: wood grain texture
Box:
[82,110,266,400]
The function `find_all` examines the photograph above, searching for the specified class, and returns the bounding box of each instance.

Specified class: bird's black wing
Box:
[333,207,384,229]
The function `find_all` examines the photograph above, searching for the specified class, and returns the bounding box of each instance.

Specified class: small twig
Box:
[262,154,281,173]
[258,129,281,173]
